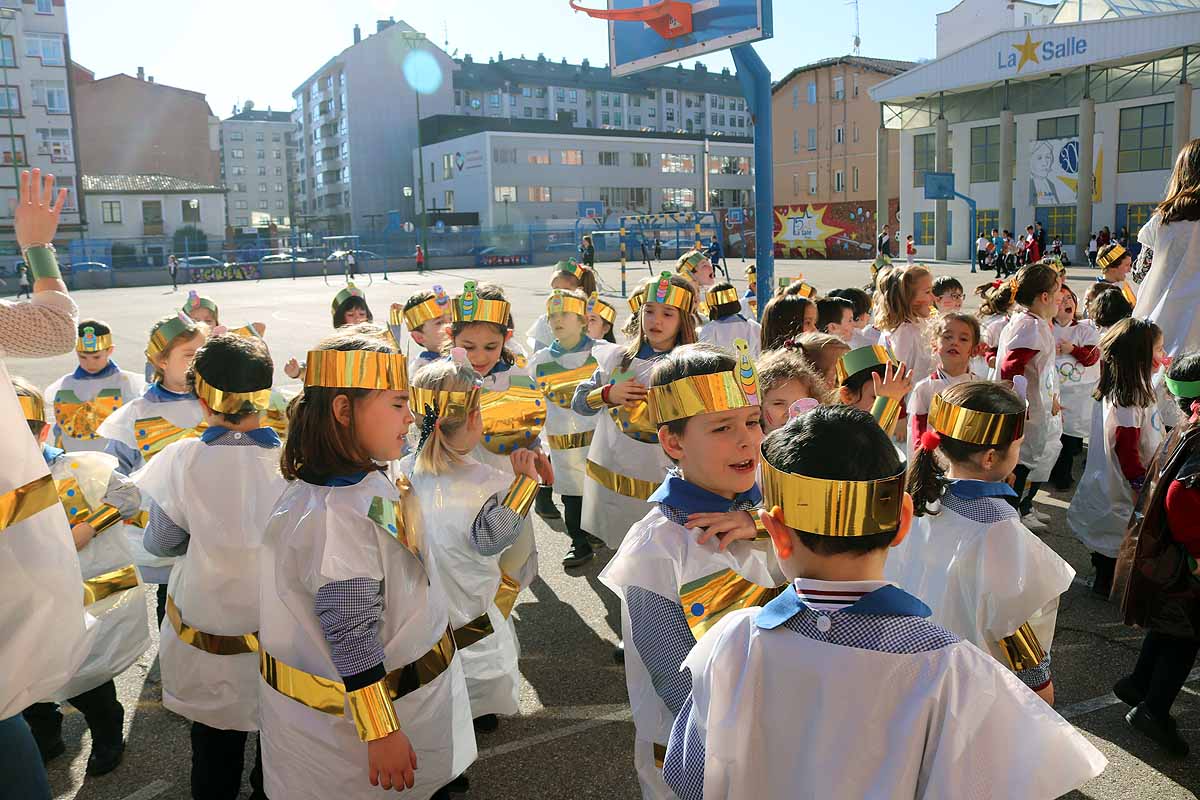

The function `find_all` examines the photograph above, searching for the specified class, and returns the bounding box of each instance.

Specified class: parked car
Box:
[68,261,112,272]
[180,255,227,269]
[259,253,312,264]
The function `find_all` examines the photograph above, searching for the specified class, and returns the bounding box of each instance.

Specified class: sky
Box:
[67,0,949,117]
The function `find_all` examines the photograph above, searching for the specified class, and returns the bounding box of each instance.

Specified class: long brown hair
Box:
[759,294,814,351]
[873,264,930,331]
[622,273,698,360]
[908,380,1025,516]
[280,327,396,484]
[1094,317,1160,408]
[1011,262,1058,308]
[1157,137,1200,224]
[451,283,517,366]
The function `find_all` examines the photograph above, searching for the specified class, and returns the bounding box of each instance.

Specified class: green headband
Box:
[1165,376,1200,399]
[835,344,897,386]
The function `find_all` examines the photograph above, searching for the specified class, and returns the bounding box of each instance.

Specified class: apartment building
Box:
[0,0,83,243]
[452,54,750,137]
[219,105,294,228]
[771,56,913,258]
[291,18,456,235]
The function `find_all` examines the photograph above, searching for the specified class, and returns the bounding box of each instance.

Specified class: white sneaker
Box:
[1022,513,1047,532]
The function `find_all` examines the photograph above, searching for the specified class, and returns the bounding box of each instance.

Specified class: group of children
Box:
[21,235,1198,799]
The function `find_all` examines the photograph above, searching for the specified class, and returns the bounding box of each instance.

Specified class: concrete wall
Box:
[75,74,221,183]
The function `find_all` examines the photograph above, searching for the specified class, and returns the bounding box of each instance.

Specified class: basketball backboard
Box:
[594,0,773,78]
[923,172,956,200]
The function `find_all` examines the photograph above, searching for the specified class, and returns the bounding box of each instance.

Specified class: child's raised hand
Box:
[366,729,418,792]
[1056,339,1073,356]
[510,449,539,481]
[608,378,647,406]
[284,358,302,379]
[532,450,555,485]
[688,510,759,550]
[872,362,913,400]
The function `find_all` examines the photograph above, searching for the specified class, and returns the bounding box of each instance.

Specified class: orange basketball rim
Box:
[568,0,696,39]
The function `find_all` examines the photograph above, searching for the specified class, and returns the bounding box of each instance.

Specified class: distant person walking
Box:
[344,249,356,277]
[653,238,662,260]
[415,243,425,272]
[705,236,724,277]
[877,224,892,258]
[15,263,29,298]
[166,254,179,291]
[580,235,595,268]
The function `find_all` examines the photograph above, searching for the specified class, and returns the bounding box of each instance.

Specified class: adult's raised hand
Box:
[14,168,67,250]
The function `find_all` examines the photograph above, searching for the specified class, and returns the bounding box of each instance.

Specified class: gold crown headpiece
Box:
[19,393,45,423]
[547,289,587,318]
[1097,243,1129,270]
[760,452,906,538]
[452,280,511,325]
[927,392,1025,446]
[304,349,409,391]
[647,354,759,426]
[193,371,271,415]
[399,285,452,330]
[706,286,740,308]
[77,326,112,353]
[586,292,616,324]
[640,272,693,314]
[410,384,482,423]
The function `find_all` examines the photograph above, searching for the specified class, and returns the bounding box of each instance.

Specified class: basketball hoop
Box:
[568,0,694,39]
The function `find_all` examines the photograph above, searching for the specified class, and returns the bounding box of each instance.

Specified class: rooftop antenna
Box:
[849,0,861,55]
[442,19,449,49]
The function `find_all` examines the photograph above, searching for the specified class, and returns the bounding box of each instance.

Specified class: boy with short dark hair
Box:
[931,276,965,313]
[815,296,854,343]
[44,319,145,453]
[827,287,876,348]
[391,287,452,369]
[662,405,1107,799]
[600,342,783,800]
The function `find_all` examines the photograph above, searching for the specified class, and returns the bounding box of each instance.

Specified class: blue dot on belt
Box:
[387,524,397,533]
[138,429,146,436]
[484,434,492,442]
[67,489,75,496]
[690,603,705,617]
[142,445,150,451]
[69,507,78,515]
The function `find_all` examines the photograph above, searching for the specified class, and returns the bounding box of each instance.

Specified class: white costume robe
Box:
[409,458,534,718]
[879,319,933,384]
[99,389,203,584]
[973,312,1008,377]
[259,471,476,800]
[995,310,1062,480]
[581,345,675,549]
[1134,213,1200,356]
[1054,320,1101,440]
[48,449,149,699]
[1070,401,1163,558]
[885,482,1075,676]
[529,338,610,497]
[45,365,144,453]
[135,434,285,731]
[600,490,782,800]
[663,583,1106,800]
[905,368,974,464]
[0,359,90,718]
[698,315,761,359]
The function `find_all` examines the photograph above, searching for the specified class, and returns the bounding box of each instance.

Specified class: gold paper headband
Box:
[193,372,271,415]
[927,393,1025,446]
[641,272,694,314]
[647,370,759,426]
[547,290,586,318]
[453,280,511,325]
[410,385,481,422]
[77,327,113,353]
[401,286,452,329]
[760,453,906,537]
[1097,244,1129,270]
[677,251,709,277]
[304,349,409,391]
[587,292,616,324]
[147,315,199,362]
[19,394,45,423]
[556,258,586,281]
[332,284,366,315]
[706,287,740,308]
[628,293,645,313]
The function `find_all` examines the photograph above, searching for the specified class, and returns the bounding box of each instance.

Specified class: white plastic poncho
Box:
[135,437,286,731]
[1053,320,1101,440]
[994,310,1062,479]
[698,315,761,359]
[49,450,149,699]
[0,359,90,718]
[45,368,144,453]
[1134,213,1200,357]
[529,339,610,498]
[258,471,476,800]
[1070,401,1163,558]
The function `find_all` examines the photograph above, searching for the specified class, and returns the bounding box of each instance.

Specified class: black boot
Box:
[562,540,594,568]
[535,485,561,520]
[1127,703,1189,757]
[21,703,65,764]
[1091,552,1116,598]
[74,682,125,776]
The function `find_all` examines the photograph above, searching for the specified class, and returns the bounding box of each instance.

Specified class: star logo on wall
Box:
[1012,32,1041,72]
[774,206,847,256]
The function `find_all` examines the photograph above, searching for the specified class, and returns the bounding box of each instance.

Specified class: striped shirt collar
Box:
[756,579,931,629]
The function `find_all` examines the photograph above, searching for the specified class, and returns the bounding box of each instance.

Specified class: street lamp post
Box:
[398,32,430,267]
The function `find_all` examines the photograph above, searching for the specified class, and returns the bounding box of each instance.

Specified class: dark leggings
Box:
[24,680,123,747]
[561,494,588,548]
[1128,630,1200,718]
[1008,465,1041,515]
[1050,434,1084,486]
[191,722,265,799]
[156,583,169,628]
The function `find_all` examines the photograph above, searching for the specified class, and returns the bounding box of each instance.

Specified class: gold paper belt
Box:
[0,473,59,532]
[453,573,521,649]
[653,742,667,769]
[83,564,139,606]
[166,594,259,655]
[260,626,457,717]
[585,460,658,501]
[547,431,594,450]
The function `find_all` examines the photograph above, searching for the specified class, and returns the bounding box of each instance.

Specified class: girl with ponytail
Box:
[888,380,1074,707]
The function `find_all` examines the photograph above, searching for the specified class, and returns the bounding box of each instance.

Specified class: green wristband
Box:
[24,245,61,281]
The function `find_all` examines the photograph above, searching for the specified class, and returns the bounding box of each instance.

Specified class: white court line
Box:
[477,708,632,761]
[118,779,172,800]
[1058,667,1200,721]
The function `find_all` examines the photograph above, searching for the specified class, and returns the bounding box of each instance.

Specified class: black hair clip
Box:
[416,401,440,452]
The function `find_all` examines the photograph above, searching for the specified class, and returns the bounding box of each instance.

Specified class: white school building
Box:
[870,0,1200,262]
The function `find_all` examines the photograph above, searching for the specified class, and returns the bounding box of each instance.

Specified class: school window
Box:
[792,173,800,196]
[274,183,284,192]
[660,153,695,173]
[976,209,999,235]
[598,151,619,166]
[791,85,799,110]
[969,125,1000,183]
[1,86,24,116]
[708,155,750,175]
[569,89,578,103]
[527,150,550,165]
[665,90,674,103]
[834,170,845,192]
[807,82,816,104]
[852,166,860,192]
[537,108,549,119]
[631,152,651,167]
[808,171,817,195]
[444,190,454,210]
[600,93,609,107]
[914,212,934,246]
[561,149,583,165]
[807,128,816,150]
[255,132,265,142]
[181,199,201,224]
[0,134,23,165]
[1045,205,1076,244]
[272,149,281,159]
[912,132,935,187]
[494,185,517,202]
[527,186,551,202]
[556,187,583,202]
[1037,115,1078,140]
[835,126,844,145]
[0,37,15,69]
[792,130,799,154]
[440,152,451,178]
[852,124,859,143]
[489,93,500,108]
[256,149,265,159]
[234,200,248,210]
[101,200,121,224]
[31,80,67,113]
[494,147,516,163]
[258,183,268,193]
[600,111,610,125]
[833,76,844,100]
[524,107,534,119]
[36,0,53,13]
[853,75,859,97]
[24,33,63,66]
[256,166,267,176]
[660,187,695,211]
[613,111,622,126]
[1125,202,1156,236]
[1118,102,1174,173]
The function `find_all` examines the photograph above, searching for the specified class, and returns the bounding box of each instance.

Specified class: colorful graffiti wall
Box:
[772,200,900,260]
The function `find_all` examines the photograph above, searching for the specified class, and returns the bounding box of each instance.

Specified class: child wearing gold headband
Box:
[572,272,698,553]
[740,264,757,319]
[98,313,207,622]
[525,259,597,354]
[874,264,936,388]
[891,380,1074,706]
[393,287,452,369]
[907,313,982,463]
[405,355,550,736]
[599,343,782,800]
[44,319,145,453]
[13,376,149,777]
[259,331,476,799]
[834,344,913,441]
[1097,242,1136,306]
[333,283,373,328]
[585,291,618,343]
[664,403,1106,799]
[529,288,614,567]
[135,334,285,797]
[698,281,761,359]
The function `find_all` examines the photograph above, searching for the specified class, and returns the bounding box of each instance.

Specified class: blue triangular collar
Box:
[146,382,195,403]
[636,341,672,360]
[41,445,64,466]
[946,479,1017,499]
[324,471,370,487]
[550,335,592,356]
[72,361,119,380]
[648,473,762,514]
[419,350,440,361]
[756,583,931,629]
[201,426,281,447]
[486,359,512,376]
